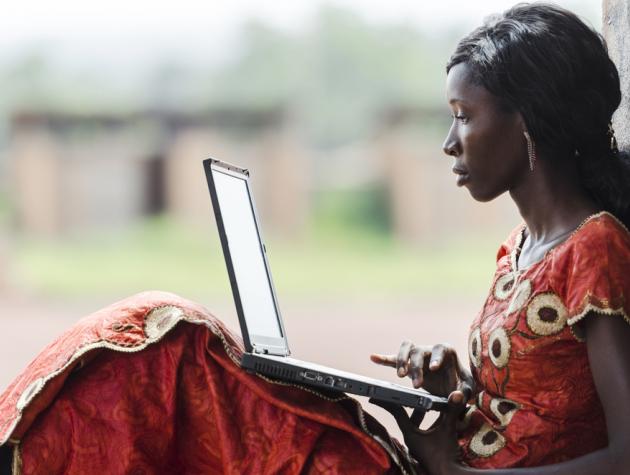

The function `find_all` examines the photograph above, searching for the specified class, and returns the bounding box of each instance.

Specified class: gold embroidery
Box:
[12,443,22,475]
[567,303,630,342]
[2,306,213,446]
[526,293,568,336]
[469,424,506,458]
[16,378,44,412]
[2,305,413,474]
[586,210,630,236]
[477,390,484,409]
[494,273,516,301]
[509,226,526,273]
[144,306,184,340]
[488,327,511,369]
[111,322,141,332]
[469,328,482,369]
[510,211,628,273]
[489,397,520,428]
[569,324,586,342]
[568,303,630,327]
[506,279,531,315]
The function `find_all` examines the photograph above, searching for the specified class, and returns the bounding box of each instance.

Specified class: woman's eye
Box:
[453,114,468,123]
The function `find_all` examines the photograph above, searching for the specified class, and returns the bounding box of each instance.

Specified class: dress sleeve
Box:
[563,215,630,339]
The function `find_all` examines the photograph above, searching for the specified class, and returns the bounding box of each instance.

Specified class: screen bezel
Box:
[203,158,290,355]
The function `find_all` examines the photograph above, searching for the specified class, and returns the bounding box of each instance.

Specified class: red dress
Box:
[0,292,414,474]
[1,212,628,473]
[457,211,630,468]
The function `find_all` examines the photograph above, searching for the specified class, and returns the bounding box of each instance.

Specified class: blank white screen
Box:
[213,169,282,338]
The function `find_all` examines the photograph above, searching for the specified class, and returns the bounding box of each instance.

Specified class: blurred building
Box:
[9,108,308,237]
[7,103,521,247]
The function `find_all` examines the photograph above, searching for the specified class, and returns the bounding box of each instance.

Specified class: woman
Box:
[1,3,629,474]
[371,3,630,474]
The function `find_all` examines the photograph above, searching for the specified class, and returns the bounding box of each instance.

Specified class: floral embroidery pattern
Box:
[488,327,511,369]
[506,279,531,314]
[526,293,568,336]
[1,294,410,474]
[469,327,482,368]
[470,424,506,458]
[494,273,517,301]
[460,213,630,468]
[489,398,519,428]
[476,390,484,410]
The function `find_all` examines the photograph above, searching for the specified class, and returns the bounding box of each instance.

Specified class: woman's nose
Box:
[442,122,460,156]
[442,135,460,157]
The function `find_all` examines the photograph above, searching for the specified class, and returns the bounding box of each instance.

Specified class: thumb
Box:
[457,380,473,403]
[445,390,467,427]
[369,399,415,434]
[449,389,466,404]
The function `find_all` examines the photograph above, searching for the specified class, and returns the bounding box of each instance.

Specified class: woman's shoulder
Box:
[579,210,630,239]
[551,212,630,330]
[562,211,630,259]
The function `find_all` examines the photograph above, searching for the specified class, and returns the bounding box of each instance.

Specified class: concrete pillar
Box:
[603,0,630,150]
[257,128,309,239]
[165,128,235,225]
[11,125,61,236]
[378,128,437,243]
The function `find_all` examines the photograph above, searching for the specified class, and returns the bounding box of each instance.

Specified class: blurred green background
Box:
[0,1,598,302]
[0,1,601,396]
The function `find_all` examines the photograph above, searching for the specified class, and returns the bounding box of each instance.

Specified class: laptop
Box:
[203,158,448,411]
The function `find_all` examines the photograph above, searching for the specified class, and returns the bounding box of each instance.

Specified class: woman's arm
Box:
[450,312,630,474]
[382,312,630,475]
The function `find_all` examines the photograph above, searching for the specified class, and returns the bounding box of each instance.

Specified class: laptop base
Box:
[242,353,447,410]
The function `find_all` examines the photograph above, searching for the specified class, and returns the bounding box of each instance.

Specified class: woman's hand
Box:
[371,342,474,398]
[371,391,466,475]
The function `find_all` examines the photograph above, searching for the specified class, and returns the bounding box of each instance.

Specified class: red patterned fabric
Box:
[0,292,412,474]
[457,212,630,468]
[4,213,625,473]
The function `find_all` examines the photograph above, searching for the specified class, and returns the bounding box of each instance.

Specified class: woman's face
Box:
[443,62,528,202]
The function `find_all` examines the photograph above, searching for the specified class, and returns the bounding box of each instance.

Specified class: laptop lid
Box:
[203,158,290,356]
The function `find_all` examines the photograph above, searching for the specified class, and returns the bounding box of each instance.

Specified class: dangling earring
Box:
[607,122,619,155]
[523,130,536,172]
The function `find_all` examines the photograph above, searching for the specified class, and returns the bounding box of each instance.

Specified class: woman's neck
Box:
[509,155,599,243]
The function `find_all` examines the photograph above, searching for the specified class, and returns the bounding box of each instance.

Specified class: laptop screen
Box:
[211,167,283,340]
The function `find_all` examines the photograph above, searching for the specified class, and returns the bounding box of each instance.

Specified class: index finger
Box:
[370,354,397,368]
[429,343,454,371]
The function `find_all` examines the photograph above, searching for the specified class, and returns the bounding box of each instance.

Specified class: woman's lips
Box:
[456,173,470,187]
[452,167,470,187]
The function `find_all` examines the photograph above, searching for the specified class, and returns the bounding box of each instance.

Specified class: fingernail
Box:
[397,367,405,377]
[430,361,438,370]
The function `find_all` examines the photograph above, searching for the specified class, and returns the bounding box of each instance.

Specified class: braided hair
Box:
[447,2,630,227]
